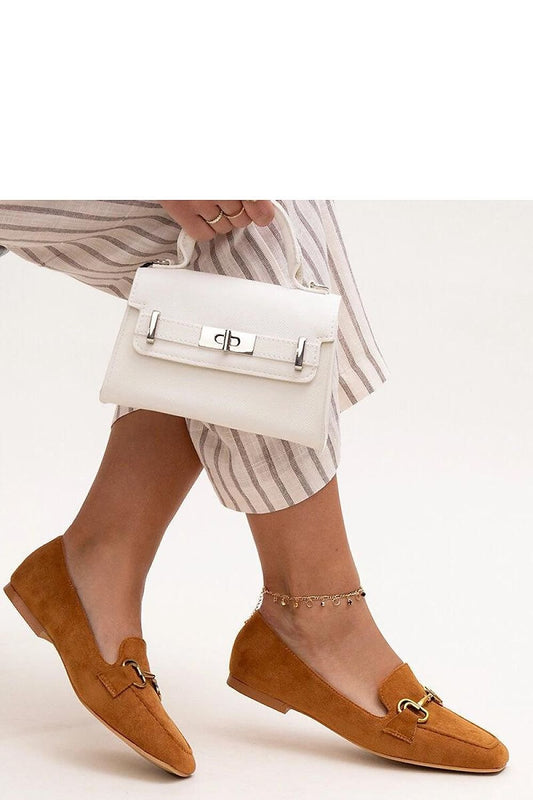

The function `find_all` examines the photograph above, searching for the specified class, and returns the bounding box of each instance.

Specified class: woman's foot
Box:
[62,530,144,664]
[258,594,402,716]
[6,536,196,776]
[228,608,509,772]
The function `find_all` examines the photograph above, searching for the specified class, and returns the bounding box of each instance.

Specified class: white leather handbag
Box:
[99,201,341,451]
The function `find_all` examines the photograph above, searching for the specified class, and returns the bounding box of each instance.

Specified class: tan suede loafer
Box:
[4,536,195,777]
[227,609,508,773]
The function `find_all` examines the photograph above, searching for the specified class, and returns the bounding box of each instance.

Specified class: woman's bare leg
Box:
[247,474,402,716]
[62,410,203,663]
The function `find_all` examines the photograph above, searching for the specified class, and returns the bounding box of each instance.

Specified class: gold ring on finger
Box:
[204,209,224,225]
[224,204,246,220]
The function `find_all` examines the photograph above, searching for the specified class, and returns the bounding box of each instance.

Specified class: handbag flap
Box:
[127,266,341,384]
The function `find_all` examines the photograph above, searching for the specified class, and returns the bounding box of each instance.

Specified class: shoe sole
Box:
[226,674,506,774]
[4,581,193,778]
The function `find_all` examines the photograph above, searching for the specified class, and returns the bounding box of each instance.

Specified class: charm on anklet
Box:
[254,586,366,611]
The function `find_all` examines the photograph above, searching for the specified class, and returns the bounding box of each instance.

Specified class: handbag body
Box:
[99,201,341,451]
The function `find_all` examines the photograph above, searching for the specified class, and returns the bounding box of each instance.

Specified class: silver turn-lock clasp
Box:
[198,326,256,355]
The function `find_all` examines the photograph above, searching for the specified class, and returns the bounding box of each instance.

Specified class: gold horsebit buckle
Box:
[122,658,162,700]
[396,686,443,724]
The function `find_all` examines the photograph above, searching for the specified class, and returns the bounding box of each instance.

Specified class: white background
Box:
[3,1,533,197]
[0,201,531,798]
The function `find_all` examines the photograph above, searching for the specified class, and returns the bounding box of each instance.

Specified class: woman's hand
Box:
[158,200,275,241]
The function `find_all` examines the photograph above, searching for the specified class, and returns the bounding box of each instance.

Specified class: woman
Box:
[0,200,508,776]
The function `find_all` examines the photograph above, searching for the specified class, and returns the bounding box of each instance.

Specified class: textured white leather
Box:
[99,202,341,451]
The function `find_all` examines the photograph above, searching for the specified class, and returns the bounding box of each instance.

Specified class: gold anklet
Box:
[256,586,366,610]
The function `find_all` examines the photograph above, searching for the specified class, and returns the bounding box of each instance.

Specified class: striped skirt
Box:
[0,200,389,513]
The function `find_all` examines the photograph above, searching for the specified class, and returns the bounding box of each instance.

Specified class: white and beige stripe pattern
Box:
[0,200,389,513]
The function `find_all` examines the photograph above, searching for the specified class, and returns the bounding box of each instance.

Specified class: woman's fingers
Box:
[159,201,231,240]
[217,201,251,228]
[242,201,275,226]
[158,200,275,240]
[196,202,233,235]
[158,201,212,240]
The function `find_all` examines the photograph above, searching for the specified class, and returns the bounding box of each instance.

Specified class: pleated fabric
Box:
[0,200,389,513]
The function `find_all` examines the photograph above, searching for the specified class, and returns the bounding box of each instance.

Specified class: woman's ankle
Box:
[259,594,366,649]
[63,525,148,601]
[257,569,362,635]
[62,528,146,663]
[259,591,401,661]
[63,525,152,586]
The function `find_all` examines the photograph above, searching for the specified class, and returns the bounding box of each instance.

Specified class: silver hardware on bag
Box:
[294,337,306,370]
[308,281,330,293]
[198,325,256,355]
[146,310,160,344]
